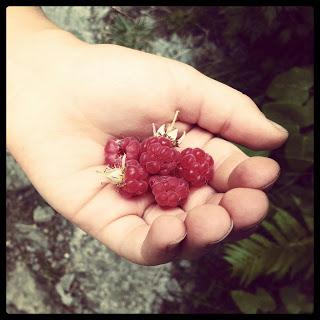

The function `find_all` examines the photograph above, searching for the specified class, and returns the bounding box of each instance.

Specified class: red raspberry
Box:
[141,136,173,150]
[149,176,189,208]
[176,148,214,187]
[100,156,149,198]
[119,159,149,198]
[137,111,186,175]
[104,137,141,167]
[139,140,181,175]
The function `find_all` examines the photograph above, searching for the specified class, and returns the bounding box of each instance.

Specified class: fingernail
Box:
[262,170,281,191]
[207,220,234,246]
[240,214,267,232]
[167,233,187,251]
[268,120,288,134]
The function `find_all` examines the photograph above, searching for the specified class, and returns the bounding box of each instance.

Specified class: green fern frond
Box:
[224,208,313,286]
[108,14,155,51]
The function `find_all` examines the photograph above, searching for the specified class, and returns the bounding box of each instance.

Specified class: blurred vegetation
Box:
[97,6,313,314]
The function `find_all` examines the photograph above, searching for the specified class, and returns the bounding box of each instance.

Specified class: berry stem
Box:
[167,110,180,132]
[152,123,157,136]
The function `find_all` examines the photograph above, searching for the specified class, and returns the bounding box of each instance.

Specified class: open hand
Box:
[7,29,288,265]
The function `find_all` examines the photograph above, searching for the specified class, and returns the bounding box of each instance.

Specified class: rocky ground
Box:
[6,151,237,313]
[6,7,238,314]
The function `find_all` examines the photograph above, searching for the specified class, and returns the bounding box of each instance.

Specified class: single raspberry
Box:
[119,159,149,198]
[100,156,149,198]
[149,175,189,208]
[104,137,141,167]
[176,148,214,187]
[140,142,181,175]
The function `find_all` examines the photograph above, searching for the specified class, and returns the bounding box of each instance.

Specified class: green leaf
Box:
[280,286,313,314]
[289,240,313,278]
[250,234,272,247]
[304,96,314,109]
[262,101,305,128]
[231,288,276,314]
[266,67,313,104]
[301,96,314,127]
[292,195,314,232]
[231,290,259,314]
[273,208,308,241]
[261,221,287,245]
[303,215,314,233]
[284,131,314,171]
[290,185,314,205]
[224,206,312,284]
[305,262,314,280]
[262,100,313,130]
[235,144,270,157]
[255,288,276,313]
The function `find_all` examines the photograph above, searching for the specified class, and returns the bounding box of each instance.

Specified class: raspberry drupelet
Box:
[149,175,190,208]
[118,159,149,197]
[176,148,214,187]
[104,136,141,167]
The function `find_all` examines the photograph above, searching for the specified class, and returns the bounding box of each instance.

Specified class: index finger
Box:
[170,62,288,150]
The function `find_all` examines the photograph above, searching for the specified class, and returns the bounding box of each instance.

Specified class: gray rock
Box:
[179,259,191,268]
[57,234,64,242]
[6,152,31,190]
[60,274,75,291]
[14,223,48,250]
[42,6,111,44]
[33,264,40,271]
[33,206,55,223]
[6,261,52,314]
[55,283,73,306]
[66,228,176,313]
[166,279,182,294]
[151,34,195,64]
[55,274,75,306]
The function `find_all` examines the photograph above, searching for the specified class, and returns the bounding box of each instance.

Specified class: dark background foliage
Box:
[103,6,314,314]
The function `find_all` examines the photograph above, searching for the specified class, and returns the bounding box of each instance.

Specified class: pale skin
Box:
[7,7,288,265]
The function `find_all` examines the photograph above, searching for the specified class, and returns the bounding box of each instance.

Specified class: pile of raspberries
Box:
[100,111,214,208]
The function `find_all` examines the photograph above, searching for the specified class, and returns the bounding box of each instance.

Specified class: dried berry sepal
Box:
[152,110,186,147]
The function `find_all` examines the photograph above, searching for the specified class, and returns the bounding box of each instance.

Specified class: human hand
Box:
[7,29,288,265]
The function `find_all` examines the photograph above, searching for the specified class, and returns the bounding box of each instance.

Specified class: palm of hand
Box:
[8,41,287,265]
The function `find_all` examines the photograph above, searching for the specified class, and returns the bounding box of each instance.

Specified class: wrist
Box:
[7,6,87,57]
[7,6,58,44]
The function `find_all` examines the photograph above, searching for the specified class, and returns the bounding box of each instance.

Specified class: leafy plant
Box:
[231,286,313,314]
[263,67,314,174]
[225,63,314,313]
[102,13,155,52]
[157,7,196,34]
[234,144,270,158]
[279,286,313,314]
[224,207,313,287]
[231,287,276,314]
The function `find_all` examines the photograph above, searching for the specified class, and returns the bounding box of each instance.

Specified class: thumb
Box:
[170,62,288,150]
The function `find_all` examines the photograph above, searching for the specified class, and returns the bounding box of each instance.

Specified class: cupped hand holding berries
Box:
[7,7,288,265]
